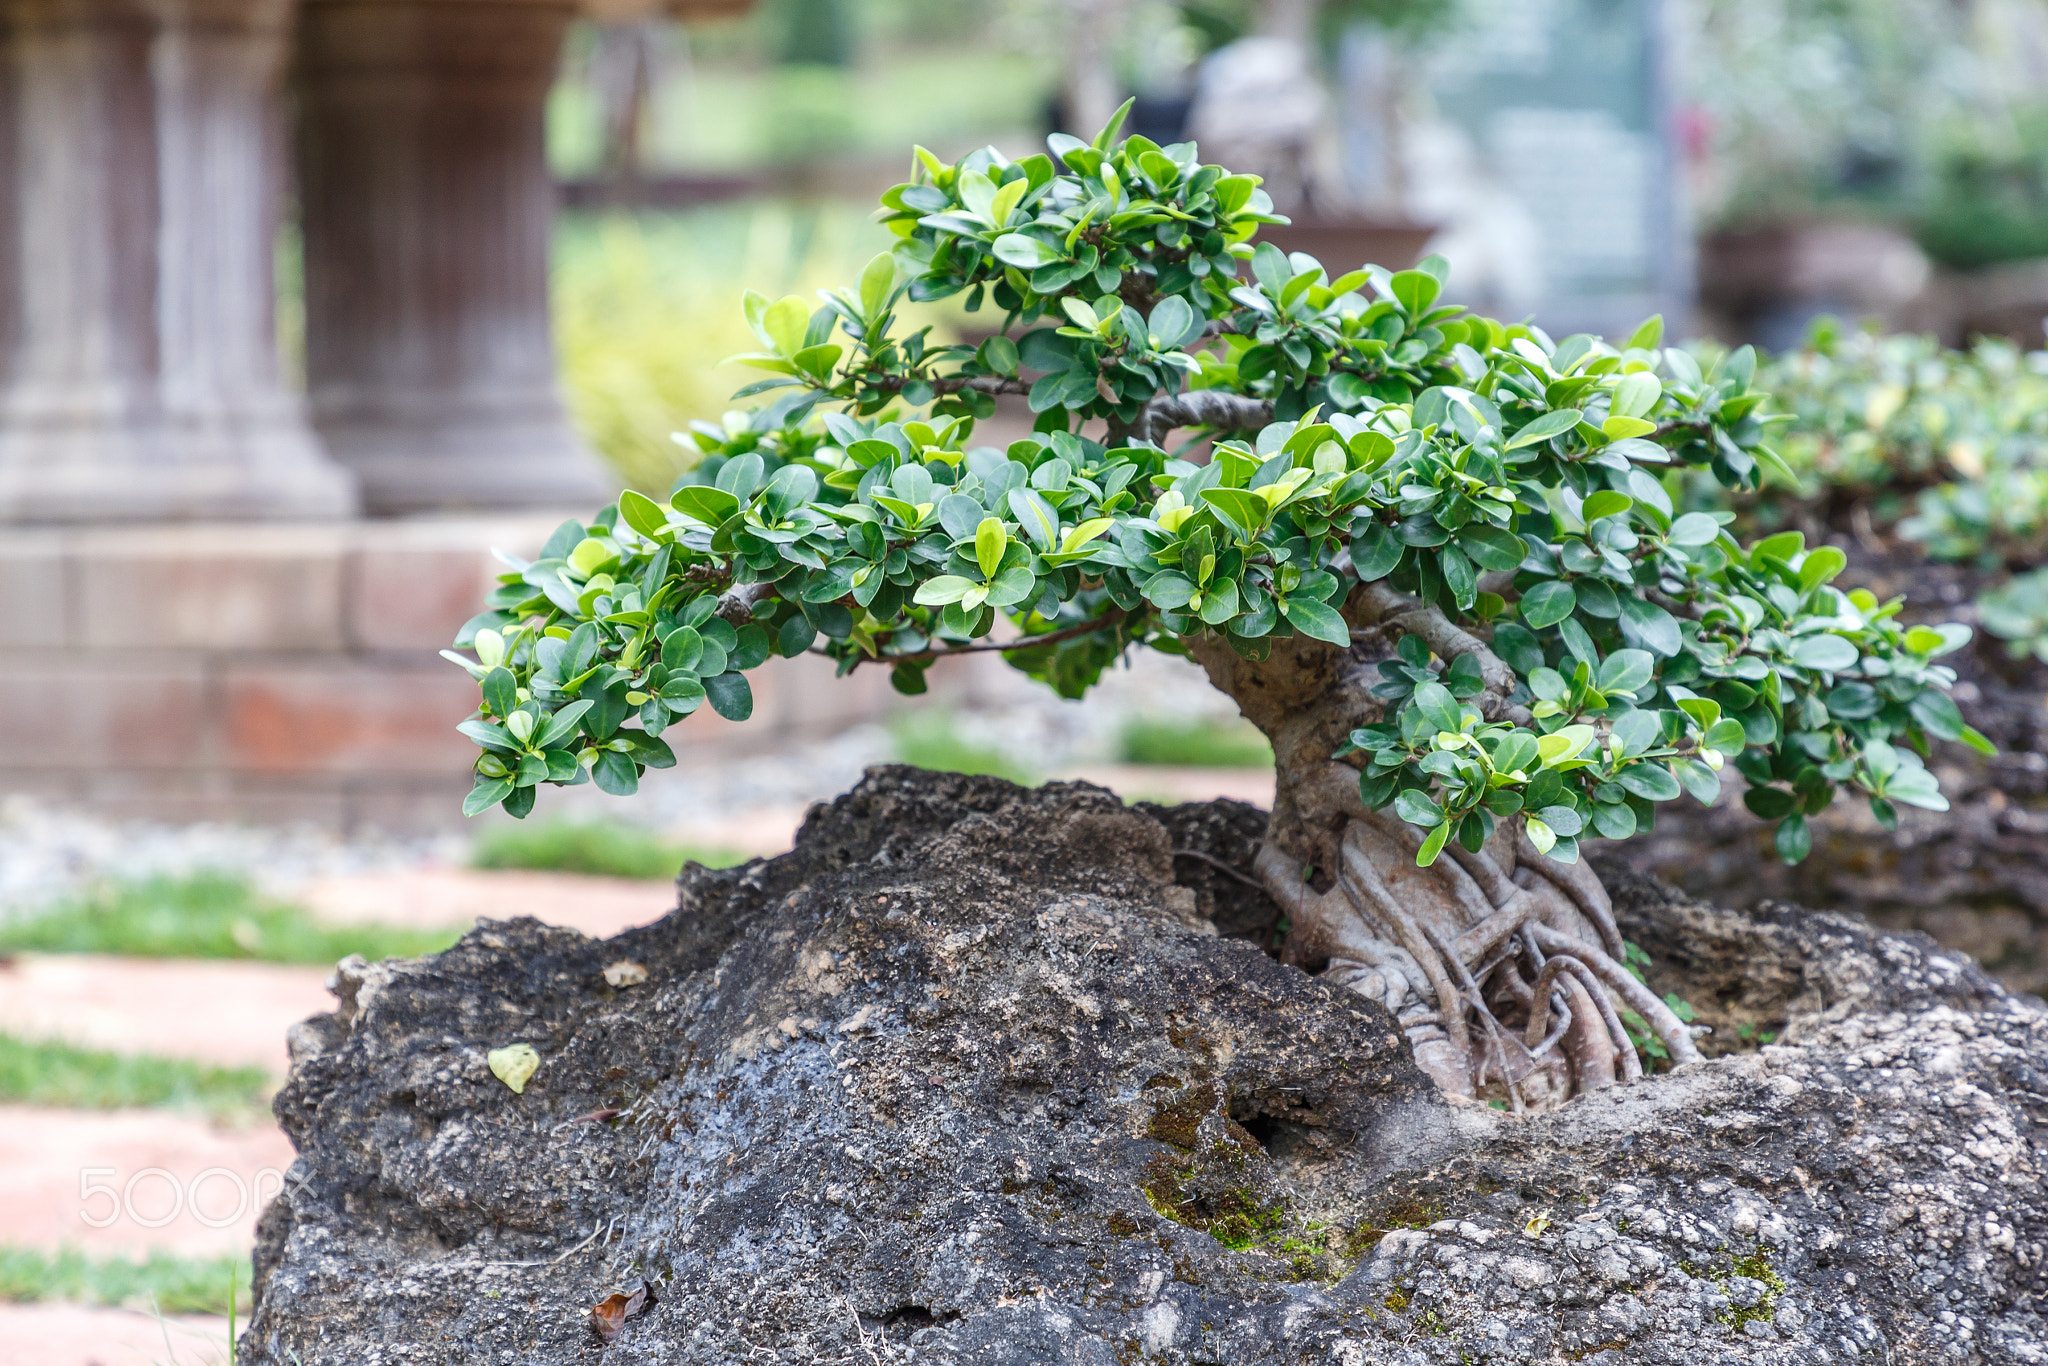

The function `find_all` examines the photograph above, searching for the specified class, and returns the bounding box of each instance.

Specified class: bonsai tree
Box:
[447,107,1985,1108]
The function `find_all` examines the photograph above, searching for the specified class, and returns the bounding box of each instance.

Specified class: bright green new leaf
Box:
[1505,409,1583,450]
[974,517,1008,579]
[763,295,810,357]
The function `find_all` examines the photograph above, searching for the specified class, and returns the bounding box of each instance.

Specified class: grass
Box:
[0,872,463,964]
[0,1034,270,1120]
[1117,717,1274,769]
[890,711,1038,785]
[0,1245,250,1317]
[471,818,742,880]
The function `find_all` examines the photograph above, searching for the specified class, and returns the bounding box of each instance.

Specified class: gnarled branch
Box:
[1352,581,1525,722]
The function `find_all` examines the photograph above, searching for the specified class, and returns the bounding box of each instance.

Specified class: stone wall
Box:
[0,519,893,831]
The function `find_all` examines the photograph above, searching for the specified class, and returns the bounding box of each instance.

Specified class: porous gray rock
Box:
[243,768,2048,1364]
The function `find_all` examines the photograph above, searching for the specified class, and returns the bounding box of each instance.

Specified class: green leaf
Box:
[1703,717,1748,753]
[1416,819,1452,867]
[618,490,670,540]
[1458,525,1526,572]
[1535,804,1583,836]
[1520,580,1577,629]
[1744,786,1798,819]
[1090,94,1135,149]
[1626,315,1664,350]
[704,672,754,722]
[1674,756,1721,805]
[1505,409,1583,450]
[763,295,809,357]
[1618,597,1682,657]
[1537,725,1596,767]
[1798,546,1848,592]
[1610,371,1662,419]
[858,252,897,318]
[672,485,741,525]
[975,517,1008,579]
[1908,689,1966,741]
[1412,681,1463,735]
[536,699,596,748]
[1618,762,1682,801]
[791,343,842,381]
[1592,802,1636,839]
[464,776,514,817]
[1281,595,1350,647]
[1667,512,1722,547]
[1597,649,1654,697]
[481,667,517,719]
[1201,487,1270,538]
[1395,789,1443,826]
[1007,488,1061,551]
[990,175,1027,226]
[1774,813,1812,864]
[1582,491,1633,522]
[1351,521,1403,580]
[1489,731,1540,777]
[915,575,978,606]
[1390,269,1441,315]
[993,233,1058,269]
[1790,634,1859,672]
[593,749,640,796]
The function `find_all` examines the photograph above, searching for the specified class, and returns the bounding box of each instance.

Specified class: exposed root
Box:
[1255,811,1696,1110]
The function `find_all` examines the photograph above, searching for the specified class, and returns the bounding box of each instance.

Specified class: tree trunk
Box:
[1184,619,1700,1109]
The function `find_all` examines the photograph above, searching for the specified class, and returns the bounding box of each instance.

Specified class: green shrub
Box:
[0,1034,269,1119]
[471,818,739,879]
[1980,567,2048,665]
[889,711,1037,785]
[0,873,462,964]
[1748,323,2048,567]
[1117,717,1273,768]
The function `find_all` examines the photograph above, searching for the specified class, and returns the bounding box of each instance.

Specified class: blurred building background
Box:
[3,0,2048,830]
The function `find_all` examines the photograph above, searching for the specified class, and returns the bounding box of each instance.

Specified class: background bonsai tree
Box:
[447,107,1985,1109]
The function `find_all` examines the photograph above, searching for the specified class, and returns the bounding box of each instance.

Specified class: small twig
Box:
[814,609,1126,669]
[1171,847,1266,889]
[553,1108,622,1134]
[864,373,1030,398]
[483,1216,613,1268]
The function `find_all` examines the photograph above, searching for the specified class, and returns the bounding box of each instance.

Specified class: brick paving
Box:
[0,1303,233,1366]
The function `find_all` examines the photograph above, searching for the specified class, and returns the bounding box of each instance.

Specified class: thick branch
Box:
[715,581,777,625]
[1353,581,1524,722]
[864,374,1030,397]
[1143,389,1275,437]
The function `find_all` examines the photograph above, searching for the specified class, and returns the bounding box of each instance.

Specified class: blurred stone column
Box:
[294,0,609,514]
[0,0,354,520]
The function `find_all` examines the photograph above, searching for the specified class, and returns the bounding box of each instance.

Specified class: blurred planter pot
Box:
[295,0,614,514]
[1253,216,1438,273]
[1698,220,1933,350]
[577,0,753,17]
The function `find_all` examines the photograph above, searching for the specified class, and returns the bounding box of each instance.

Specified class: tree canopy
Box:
[447,106,1983,872]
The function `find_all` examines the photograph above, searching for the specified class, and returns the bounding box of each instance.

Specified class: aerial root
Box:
[1255,813,1696,1108]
